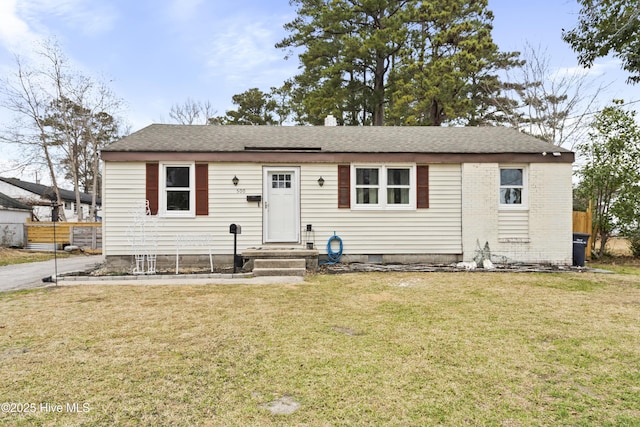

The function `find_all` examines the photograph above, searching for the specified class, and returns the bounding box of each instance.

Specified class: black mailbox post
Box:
[229,224,242,273]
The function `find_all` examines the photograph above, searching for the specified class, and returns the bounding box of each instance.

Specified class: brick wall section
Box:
[527,163,572,264]
[462,163,572,264]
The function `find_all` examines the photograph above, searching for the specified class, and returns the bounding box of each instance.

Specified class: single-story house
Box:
[0,192,32,247]
[0,177,101,222]
[100,123,574,272]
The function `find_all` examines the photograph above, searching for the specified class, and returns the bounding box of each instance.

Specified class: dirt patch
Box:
[260,395,300,415]
[605,237,632,256]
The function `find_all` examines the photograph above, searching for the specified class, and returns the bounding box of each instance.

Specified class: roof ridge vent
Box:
[324,114,337,126]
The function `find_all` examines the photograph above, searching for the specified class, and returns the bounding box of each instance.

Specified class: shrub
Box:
[630,233,640,258]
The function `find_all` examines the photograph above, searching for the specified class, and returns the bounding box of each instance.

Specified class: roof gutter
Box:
[101,151,575,164]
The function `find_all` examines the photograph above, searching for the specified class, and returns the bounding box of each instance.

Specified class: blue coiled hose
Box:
[324,232,343,264]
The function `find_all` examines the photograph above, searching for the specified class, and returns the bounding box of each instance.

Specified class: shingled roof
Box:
[0,177,101,206]
[103,124,573,155]
[0,192,32,211]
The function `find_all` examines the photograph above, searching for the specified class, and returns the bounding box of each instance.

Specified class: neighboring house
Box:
[100,123,574,271]
[0,177,101,222]
[0,192,32,247]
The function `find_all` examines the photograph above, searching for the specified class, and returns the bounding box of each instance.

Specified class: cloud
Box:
[167,0,204,22]
[551,59,620,80]
[24,0,117,35]
[203,17,288,83]
[0,0,38,52]
[0,0,117,53]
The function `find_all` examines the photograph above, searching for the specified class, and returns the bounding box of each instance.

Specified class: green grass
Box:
[1,271,639,425]
[0,248,70,266]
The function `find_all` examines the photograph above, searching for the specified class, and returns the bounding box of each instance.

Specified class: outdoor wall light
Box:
[232,175,239,186]
[317,176,325,187]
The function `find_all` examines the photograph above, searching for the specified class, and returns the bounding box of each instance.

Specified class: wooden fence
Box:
[26,220,102,252]
[572,203,593,260]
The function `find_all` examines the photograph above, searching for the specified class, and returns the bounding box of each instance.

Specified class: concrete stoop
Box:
[252,258,307,277]
[242,247,319,273]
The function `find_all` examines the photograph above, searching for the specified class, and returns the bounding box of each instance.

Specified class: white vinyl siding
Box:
[302,163,461,254]
[102,162,147,254]
[103,162,462,256]
[103,160,572,265]
[103,162,263,256]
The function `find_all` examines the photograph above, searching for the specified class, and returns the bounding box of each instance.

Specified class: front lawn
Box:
[0,271,639,425]
[0,248,70,266]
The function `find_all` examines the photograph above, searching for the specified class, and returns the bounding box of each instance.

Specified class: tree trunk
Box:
[42,142,66,221]
[73,170,83,222]
[89,139,100,221]
[430,98,443,126]
[373,55,386,126]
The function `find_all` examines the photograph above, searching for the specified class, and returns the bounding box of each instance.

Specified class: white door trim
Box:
[263,166,300,243]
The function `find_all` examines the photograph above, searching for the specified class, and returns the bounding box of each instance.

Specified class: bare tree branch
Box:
[505,42,609,149]
[169,98,217,125]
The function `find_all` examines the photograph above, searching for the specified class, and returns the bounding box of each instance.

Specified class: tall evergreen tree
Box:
[387,1,520,126]
[278,0,518,126]
[277,0,411,125]
[224,88,277,125]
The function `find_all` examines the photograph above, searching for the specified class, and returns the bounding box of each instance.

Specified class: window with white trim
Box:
[352,165,415,209]
[355,168,379,205]
[499,166,527,207]
[161,163,195,216]
[387,168,411,205]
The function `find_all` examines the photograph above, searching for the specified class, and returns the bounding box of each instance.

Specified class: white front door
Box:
[264,167,300,243]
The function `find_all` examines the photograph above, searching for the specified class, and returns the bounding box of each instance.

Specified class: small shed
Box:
[0,192,32,247]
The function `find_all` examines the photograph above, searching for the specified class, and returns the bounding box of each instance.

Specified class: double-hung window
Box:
[387,168,411,205]
[161,163,195,216]
[353,165,415,209]
[499,166,526,207]
[355,168,380,205]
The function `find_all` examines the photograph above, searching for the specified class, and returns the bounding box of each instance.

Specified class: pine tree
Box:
[278,0,518,126]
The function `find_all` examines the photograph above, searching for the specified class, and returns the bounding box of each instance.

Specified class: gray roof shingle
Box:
[0,177,101,206]
[103,124,573,154]
[0,192,32,211]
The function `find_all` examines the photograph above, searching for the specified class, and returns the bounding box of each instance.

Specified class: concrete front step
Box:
[242,247,319,272]
[253,258,306,277]
[254,259,306,269]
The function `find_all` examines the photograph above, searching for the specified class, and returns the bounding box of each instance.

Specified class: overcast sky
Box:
[0,0,637,183]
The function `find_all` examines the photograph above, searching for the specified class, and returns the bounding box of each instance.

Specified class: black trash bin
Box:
[572,232,590,267]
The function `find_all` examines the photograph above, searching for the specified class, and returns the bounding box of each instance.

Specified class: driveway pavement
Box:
[0,255,305,291]
[0,255,104,292]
